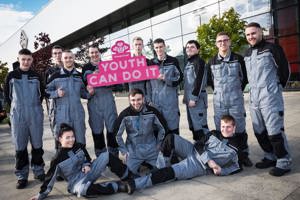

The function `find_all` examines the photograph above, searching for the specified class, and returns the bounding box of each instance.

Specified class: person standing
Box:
[244,22,291,176]
[82,44,119,156]
[4,49,45,189]
[148,38,183,135]
[183,40,209,142]
[46,50,92,148]
[128,37,150,101]
[45,45,63,134]
[207,32,252,167]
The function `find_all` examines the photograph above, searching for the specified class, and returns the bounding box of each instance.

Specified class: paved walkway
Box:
[0,92,299,200]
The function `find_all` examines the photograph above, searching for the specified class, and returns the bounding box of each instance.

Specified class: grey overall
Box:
[183,55,209,140]
[83,63,118,156]
[244,40,291,169]
[134,134,240,189]
[46,68,90,145]
[148,55,183,133]
[115,105,166,174]
[5,69,45,180]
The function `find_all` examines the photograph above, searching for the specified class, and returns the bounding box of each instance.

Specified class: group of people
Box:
[3,22,292,200]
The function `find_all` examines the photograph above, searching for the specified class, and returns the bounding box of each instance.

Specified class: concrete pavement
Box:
[0,92,300,200]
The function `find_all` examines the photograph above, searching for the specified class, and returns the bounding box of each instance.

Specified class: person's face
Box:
[154,42,166,58]
[18,54,33,71]
[133,39,144,55]
[220,120,236,138]
[245,26,263,47]
[186,43,199,57]
[59,130,75,148]
[129,93,144,111]
[52,48,62,63]
[88,47,100,63]
[216,35,231,53]
[62,52,74,69]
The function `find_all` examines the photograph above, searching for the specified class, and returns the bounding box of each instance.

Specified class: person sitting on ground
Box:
[30,123,134,200]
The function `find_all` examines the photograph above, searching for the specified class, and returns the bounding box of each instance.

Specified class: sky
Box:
[0,0,49,44]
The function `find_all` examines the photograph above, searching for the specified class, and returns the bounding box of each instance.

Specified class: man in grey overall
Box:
[4,49,45,189]
[183,40,209,141]
[82,44,118,156]
[45,45,63,135]
[115,89,168,174]
[124,115,241,192]
[244,22,291,176]
[148,38,183,135]
[207,32,252,167]
[46,50,92,147]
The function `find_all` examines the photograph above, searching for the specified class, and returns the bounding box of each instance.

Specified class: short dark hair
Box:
[58,123,75,138]
[52,45,63,51]
[186,40,200,49]
[153,38,165,45]
[18,48,32,55]
[128,88,144,97]
[216,31,230,38]
[88,44,100,52]
[245,22,261,29]
[221,115,236,126]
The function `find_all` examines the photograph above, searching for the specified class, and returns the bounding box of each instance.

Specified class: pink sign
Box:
[87,40,159,87]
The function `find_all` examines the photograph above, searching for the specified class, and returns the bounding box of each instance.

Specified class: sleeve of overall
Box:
[4,72,12,106]
[81,145,92,166]
[165,58,183,87]
[114,110,129,154]
[220,159,240,176]
[237,54,248,91]
[272,44,290,88]
[38,154,61,199]
[191,58,206,101]
[80,80,91,99]
[45,78,59,99]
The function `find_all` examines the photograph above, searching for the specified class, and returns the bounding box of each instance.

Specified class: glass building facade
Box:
[87,0,300,82]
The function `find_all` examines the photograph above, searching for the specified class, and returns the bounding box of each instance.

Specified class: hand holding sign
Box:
[87,40,160,87]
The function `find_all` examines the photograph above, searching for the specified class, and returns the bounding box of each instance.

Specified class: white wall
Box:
[0,0,135,70]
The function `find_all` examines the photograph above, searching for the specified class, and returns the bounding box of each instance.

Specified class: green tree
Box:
[0,61,8,87]
[197,8,247,61]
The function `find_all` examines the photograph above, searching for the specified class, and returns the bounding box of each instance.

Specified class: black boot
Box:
[269,167,291,176]
[117,181,135,194]
[16,179,28,189]
[255,158,276,169]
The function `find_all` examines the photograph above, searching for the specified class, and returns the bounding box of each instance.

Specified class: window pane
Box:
[180,0,218,15]
[279,35,300,64]
[277,6,299,36]
[181,12,200,35]
[220,0,270,19]
[196,3,219,25]
[152,17,182,40]
[151,7,180,25]
[110,35,129,47]
[275,0,298,8]
[182,33,197,46]
[129,27,153,56]
[110,27,128,40]
[128,19,151,33]
[165,37,184,57]
[244,13,273,37]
